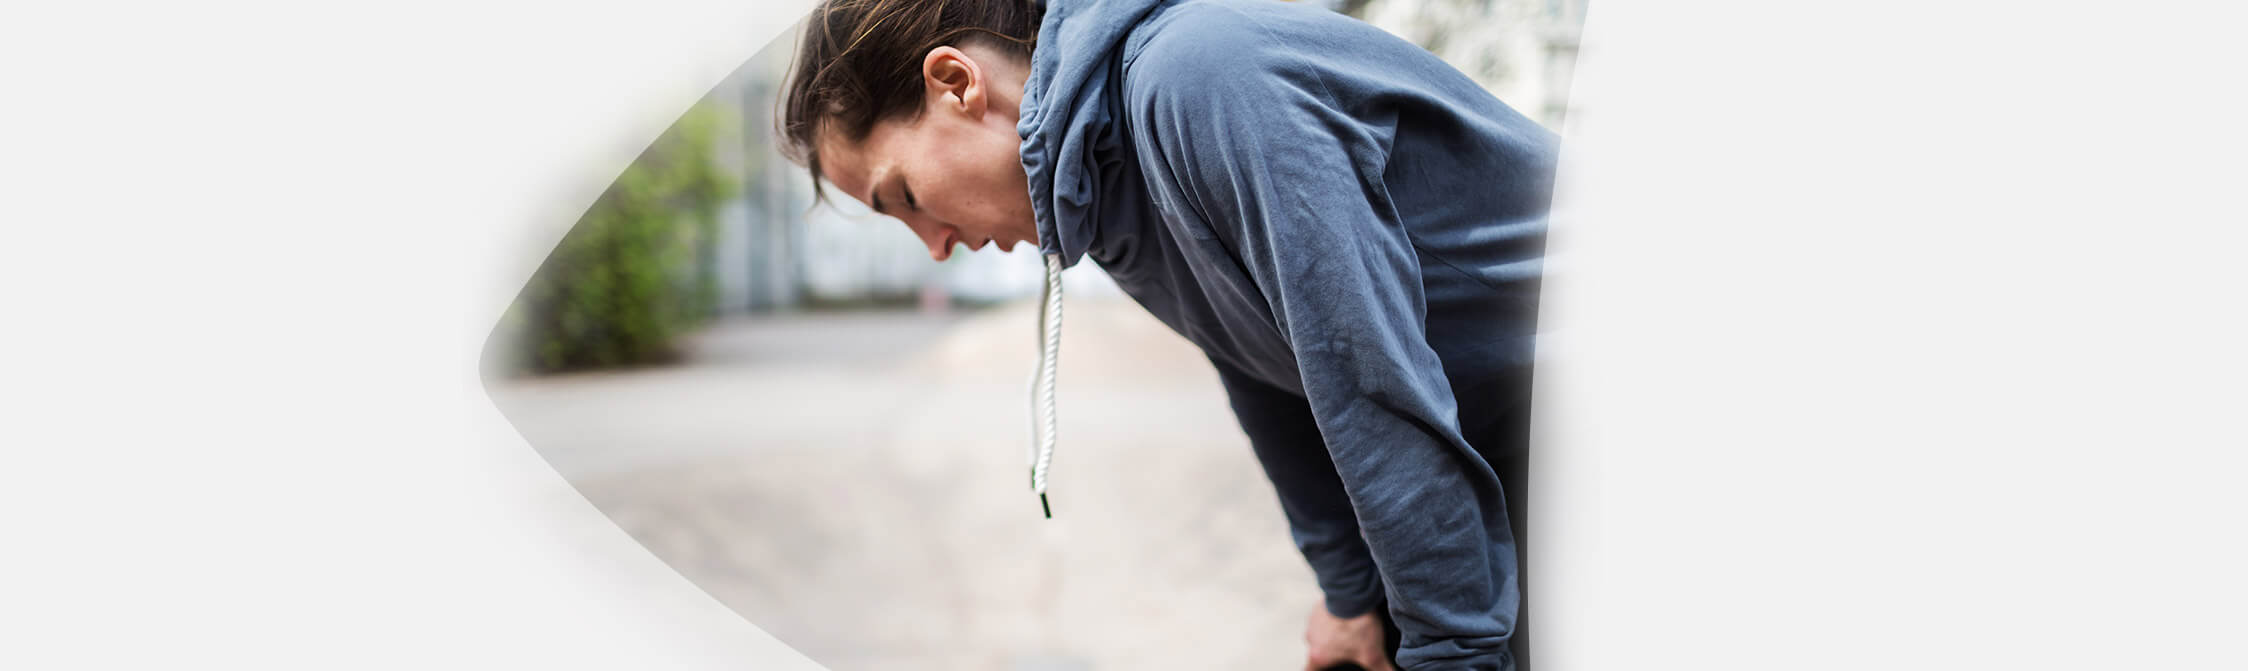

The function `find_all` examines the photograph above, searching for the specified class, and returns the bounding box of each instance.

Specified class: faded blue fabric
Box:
[1019,1,1554,669]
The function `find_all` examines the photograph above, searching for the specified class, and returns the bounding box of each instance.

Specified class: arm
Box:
[1127,14,1521,669]
[1207,354,1385,619]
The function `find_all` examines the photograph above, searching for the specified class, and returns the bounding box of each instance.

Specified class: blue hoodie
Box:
[1018,1,1554,668]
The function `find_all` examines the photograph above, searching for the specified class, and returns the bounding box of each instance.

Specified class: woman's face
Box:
[816,44,1038,262]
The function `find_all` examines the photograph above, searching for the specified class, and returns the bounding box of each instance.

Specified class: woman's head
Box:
[780,0,1045,261]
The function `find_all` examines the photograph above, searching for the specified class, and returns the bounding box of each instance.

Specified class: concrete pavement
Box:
[484,297,1321,670]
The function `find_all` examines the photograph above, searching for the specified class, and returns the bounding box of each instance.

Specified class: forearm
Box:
[1309,386,1519,670]
[1211,356,1386,618]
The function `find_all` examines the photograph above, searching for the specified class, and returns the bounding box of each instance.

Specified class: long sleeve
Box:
[1207,353,1386,619]
[1122,10,1522,670]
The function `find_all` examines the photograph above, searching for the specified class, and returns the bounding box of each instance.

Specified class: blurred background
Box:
[481,1,1585,669]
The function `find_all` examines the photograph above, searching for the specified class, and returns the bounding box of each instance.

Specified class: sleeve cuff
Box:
[1323,580,1386,619]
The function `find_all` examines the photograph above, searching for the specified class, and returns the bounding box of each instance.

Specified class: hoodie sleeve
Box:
[1207,353,1386,619]
[1123,9,1520,669]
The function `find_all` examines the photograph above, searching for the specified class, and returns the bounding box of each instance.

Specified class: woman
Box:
[779,1,1555,669]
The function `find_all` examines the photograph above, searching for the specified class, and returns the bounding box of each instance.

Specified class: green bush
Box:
[496,101,737,373]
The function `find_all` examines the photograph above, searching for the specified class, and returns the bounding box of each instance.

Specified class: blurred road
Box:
[484,296,1318,670]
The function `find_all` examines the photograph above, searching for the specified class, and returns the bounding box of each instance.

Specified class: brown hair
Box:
[778,0,1043,203]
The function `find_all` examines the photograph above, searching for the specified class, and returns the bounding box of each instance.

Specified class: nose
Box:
[901,214,957,262]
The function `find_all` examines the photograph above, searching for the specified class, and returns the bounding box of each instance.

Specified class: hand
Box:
[1304,603,1394,671]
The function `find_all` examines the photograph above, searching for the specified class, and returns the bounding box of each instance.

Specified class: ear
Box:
[922,45,986,119]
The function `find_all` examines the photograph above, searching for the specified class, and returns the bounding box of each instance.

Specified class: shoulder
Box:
[1119,0,1350,107]
[1111,2,1403,212]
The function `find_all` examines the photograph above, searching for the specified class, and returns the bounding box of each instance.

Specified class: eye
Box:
[903,183,918,211]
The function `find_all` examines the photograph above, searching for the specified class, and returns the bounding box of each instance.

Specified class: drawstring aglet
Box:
[1040,493,1051,519]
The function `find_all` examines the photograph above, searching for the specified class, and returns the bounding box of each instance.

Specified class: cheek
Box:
[949,148,1019,220]
[982,133,1028,207]
[922,122,1027,224]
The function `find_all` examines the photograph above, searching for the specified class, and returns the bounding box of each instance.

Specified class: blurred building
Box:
[701,38,931,315]
[1320,0,1589,128]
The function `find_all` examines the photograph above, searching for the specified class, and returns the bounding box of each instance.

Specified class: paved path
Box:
[484,297,1319,670]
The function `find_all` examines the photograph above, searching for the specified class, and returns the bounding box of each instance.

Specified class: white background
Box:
[3,0,2242,669]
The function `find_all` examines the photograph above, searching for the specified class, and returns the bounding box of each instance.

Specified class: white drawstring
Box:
[1028,253,1064,518]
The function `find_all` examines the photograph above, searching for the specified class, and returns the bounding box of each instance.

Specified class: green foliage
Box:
[498,101,738,373]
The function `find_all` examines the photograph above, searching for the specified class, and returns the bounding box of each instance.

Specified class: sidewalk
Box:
[484,297,1317,670]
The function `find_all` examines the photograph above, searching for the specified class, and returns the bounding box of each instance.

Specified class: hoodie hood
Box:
[1017,0,1168,519]
[1018,0,1169,269]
